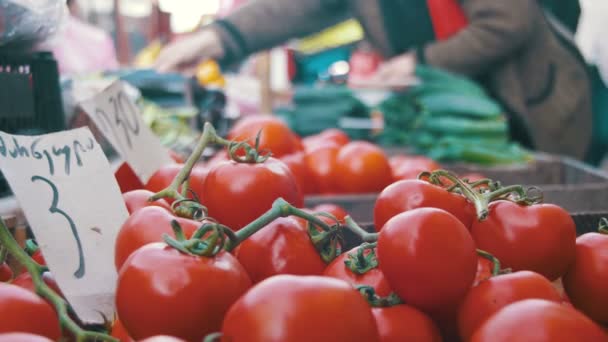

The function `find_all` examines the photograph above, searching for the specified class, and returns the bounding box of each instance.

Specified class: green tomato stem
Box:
[345,242,379,275]
[0,219,117,342]
[344,216,379,243]
[357,285,403,308]
[598,218,608,235]
[476,249,502,277]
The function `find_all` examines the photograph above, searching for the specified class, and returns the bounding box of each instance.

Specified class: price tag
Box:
[0,128,130,324]
[79,80,173,183]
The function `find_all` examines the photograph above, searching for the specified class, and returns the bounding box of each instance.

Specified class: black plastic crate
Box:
[0,51,66,196]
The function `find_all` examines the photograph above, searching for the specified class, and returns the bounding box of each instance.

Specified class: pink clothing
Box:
[49,15,119,75]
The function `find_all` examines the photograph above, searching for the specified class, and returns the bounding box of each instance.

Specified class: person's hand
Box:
[155,29,225,74]
[350,52,417,89]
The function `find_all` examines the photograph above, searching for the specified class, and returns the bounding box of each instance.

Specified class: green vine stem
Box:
[345,243,379,275]
[344,217,379,243]
[426,170,542,220]
[0,243,7,265]
[477,249,502,277]
[357,285,403,308]
[0,219,117,342]
[203,332,223,342]
[598,218,608,235]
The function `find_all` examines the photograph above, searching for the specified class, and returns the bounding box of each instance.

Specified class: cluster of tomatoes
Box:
[0,116,607,342]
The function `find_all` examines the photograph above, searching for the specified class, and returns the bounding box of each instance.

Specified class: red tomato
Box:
[202,158,303,231]
[114,162,144,193]
[220,275,380,341]
[312,203,349,223]
[471,201,576,281]
[280,152,318,195]
[168,150,185,164]
[374,179,475,231]
[235,217,325,283]
[116,243,251,341]
[30,250,46,266]
[334,141,392,194]
[563,231,608,325]
[0,283,61,340]
[11,272,63,298]
[323,245,392,297]
[111,319,134,342]
[206,150,229,167]
[0,263,12,282]
[227,116,301,158]
[139,336,186,342]
[458,271,562,341]
[377,208,477,314]
[390,155,441,181]
[304,143,340,194]
[114,206,200,271]
[122,189,171,215]
[303,129,350,151]
[470,299,608,342]
[372,305,442,342]
[0,333,53,342]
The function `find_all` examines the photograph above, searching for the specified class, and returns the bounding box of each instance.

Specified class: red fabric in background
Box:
[426,0,468,40]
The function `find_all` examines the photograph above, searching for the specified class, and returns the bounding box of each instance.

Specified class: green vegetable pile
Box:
[376,66,532,165]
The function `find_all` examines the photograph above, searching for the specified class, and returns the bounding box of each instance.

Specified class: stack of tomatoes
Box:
[0,116,607,342]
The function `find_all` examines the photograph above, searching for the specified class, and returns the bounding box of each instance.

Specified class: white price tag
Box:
[79,80,173,183]
[0,128,130,324]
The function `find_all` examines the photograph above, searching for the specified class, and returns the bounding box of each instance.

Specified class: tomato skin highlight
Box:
[0,333,53,342]
[323,245,392,297]
[372,305,442,342]
[334,141,392,194]
[0,283,61,340]
[458,271,563,341]
[122,189,171,214]
[202,158,303,231]
[228,116,302,158]
[220,275,380,342]
[374,179,474,231]
[235,217,325,283]
[563,232,608,325]
[114,206,200,271]
[470,299,608,342]
[471,201,576,281]
[377,208,477,315]
[311,203,348,223]
[116,243,251,341]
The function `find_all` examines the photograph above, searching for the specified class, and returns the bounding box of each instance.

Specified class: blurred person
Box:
[47,0,119,75]
[155,0,592,160]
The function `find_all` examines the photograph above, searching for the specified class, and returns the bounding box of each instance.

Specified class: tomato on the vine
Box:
[202,158,303,231]
[235,217,325,283]
[123,189,171,215]
[228,116,302,158]
[323,245,392,297]
[471,201,576,281]
[304,143,340,194]
[470,299,608,342]
[458,271,562,341]
[473,255,494,287]
[311,203,348,223]
[377,208,477,314]
[334,141,392,194]
[280,152,318,195]
[0,333,53,342]
[0,283,61,340]
[11,272,63,298]
[114,206,201,270]
[303,129,350,151]
[390,155,440,181]
[372,305,442,342]
[145,164,208,203]
[563,230,608,325]
[116,243,251,341]
[374,179,475,231]
[220,275,380,341]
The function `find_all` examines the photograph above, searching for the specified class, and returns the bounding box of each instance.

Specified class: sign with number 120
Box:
[0,128,129,324]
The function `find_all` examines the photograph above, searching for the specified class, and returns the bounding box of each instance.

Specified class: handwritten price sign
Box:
[0,128,129,324]
[80,81,173,183]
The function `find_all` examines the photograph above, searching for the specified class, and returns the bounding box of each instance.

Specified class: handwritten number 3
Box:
[32,175,85,278]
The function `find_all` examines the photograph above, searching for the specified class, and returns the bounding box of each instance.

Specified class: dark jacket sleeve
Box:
[210,0,349,65]
[420,0,538,76]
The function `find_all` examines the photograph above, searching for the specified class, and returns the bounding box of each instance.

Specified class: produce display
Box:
[0,118,606,342]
